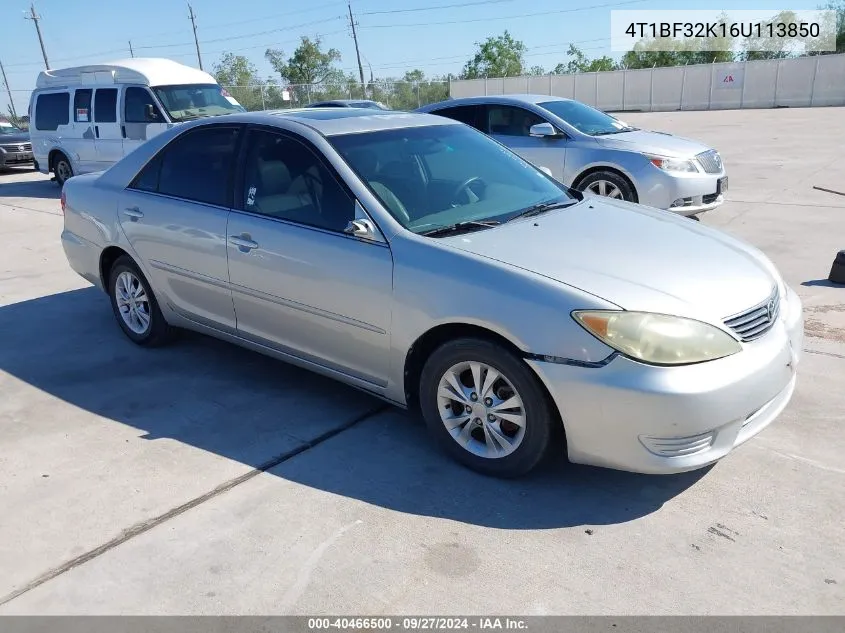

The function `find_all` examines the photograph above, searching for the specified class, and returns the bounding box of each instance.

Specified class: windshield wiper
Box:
[418,220,501,237]
[507,200,577,223]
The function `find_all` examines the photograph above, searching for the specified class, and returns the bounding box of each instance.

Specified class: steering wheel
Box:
[451,176,486,206]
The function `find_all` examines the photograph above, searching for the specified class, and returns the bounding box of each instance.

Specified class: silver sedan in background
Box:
[60,108,799,478]
[417,95,728,218]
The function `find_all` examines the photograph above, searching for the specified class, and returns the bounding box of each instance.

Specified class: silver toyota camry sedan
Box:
[417,95,728,218]
[60,108,802,478]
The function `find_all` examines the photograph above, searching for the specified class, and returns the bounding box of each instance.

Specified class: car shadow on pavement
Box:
[0,287,709,530]
[0,175,59,199]
[802,278,842,288]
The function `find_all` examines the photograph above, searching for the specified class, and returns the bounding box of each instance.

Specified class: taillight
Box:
[60,189,66,215]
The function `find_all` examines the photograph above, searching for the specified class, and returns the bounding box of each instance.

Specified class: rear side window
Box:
[94,89,118,123]
[150,126,240,206]
[73,89,92,123]
[430,105,482,130]
[35,92,70,131]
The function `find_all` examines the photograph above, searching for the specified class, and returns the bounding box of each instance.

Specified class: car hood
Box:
[594,129,712,158]
[439,198,776,323]
[0,132,30,144]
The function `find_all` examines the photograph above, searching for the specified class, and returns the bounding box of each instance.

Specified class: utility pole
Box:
[25,3,50,70]
[347,2,366,98]
[187,3,203,70]
[0,59,17,119]
[129,40,135,58]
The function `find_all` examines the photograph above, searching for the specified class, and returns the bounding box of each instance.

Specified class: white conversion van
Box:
[28,58,245,185]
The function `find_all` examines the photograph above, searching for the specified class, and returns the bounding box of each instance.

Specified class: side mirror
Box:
[529,122,559,138]
[538,166,553,177]
[145,104,160,121]
[344,218,382,242]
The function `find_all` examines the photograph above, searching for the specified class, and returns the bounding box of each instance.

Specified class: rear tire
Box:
[53,154,73,187]
[576,170,636,202]
[107,255,173,347]
[419,338,556,478]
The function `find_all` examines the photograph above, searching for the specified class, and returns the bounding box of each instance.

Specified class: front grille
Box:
[696,149,723,174]
[724,286,780,342]
[0,142,31,152]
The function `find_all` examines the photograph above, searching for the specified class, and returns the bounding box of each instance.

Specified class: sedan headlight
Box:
[572,310,742,366]
[645,154,698,173]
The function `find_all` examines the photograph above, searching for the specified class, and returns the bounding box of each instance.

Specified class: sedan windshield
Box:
[329,124,573,234]
[538,100,636,136]
[152,84,241,121]
[0,122,23,135]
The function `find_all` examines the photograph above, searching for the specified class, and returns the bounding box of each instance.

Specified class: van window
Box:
[125,87,164,123]
[94,89,118,123]
[35,92,70,131]
[74,89,92,123]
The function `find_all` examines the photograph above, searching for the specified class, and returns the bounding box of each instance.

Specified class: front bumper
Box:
[0,150,34,166]
[528,285,804,474]
[637,168,727,216]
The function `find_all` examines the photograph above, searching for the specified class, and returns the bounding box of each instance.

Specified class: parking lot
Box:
[0,106,843,615]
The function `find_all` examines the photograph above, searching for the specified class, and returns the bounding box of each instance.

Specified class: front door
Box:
[118,124,241,331]
[93,88,124,168]
[484,104,568,182]
[122,86,169,157]
[226,128,393,386]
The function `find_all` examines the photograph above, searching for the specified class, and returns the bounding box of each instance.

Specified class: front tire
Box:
[576,170,636,202]
[419,338,556,478]
[107,256,173,346]
[53,154,73,187]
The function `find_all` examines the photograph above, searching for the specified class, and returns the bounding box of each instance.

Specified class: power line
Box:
[24,3,50,69]
[360,0,649,28]
[361,0,517,16]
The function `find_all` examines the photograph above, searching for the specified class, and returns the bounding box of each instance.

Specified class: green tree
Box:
[527,65,546,75]
[814,1,844,53]
[265,36,342,103]
[740,10,799,60]
[554,45,618,73]
[461,31,526,79]
[212,52,267,111]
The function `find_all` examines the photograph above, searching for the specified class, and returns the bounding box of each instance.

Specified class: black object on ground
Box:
[829,250,845,285]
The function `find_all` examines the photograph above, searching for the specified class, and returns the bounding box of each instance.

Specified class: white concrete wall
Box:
[448,53,845,111]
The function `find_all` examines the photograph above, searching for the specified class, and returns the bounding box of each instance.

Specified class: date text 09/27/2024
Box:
[307,617,528,631]
[624,21,821,39]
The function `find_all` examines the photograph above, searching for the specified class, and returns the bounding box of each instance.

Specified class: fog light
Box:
[671,197,692,208]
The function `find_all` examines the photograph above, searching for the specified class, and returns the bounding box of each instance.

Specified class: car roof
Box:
[213,108,459,136]
[427,94,572,107]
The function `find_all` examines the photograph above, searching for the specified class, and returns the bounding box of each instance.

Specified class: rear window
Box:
[35,92,70,131]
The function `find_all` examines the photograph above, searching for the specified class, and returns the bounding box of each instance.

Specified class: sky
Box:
[0,0,824,115]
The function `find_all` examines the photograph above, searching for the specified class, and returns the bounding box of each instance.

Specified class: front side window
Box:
[125,87,164,123]
[132,126,239,206]
[94,89,118,123]
[431,105,482,130]
[35,92,69,131]
[241,130,355,232]
[486,105,546,137]
[330,123,572,234]
[537,100,635,136]
[152,84,241,122]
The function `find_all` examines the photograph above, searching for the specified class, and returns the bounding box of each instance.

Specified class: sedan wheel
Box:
[586,179,624,199]
[419,338,556,478]
[576,170,636,203]
[107,255,173,346]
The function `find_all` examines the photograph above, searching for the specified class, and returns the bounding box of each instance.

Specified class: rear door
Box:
[118,124,242,331]
[92,87,123,167]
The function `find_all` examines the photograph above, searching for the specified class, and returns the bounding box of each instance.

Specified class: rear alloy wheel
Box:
[54,155,73,187]
[419,338,556,478]
[577,170,636,202]
[107,256,173,346]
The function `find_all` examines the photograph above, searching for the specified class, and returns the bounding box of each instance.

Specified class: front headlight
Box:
[645,154,698,173]
[572,311,742,366]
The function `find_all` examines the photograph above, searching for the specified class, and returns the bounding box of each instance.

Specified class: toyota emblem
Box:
[18,145,25,152]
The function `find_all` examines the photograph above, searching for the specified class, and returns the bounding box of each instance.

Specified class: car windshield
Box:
[152,84,241,122]
[0,122,23,135]
[329,123,573,234]
[538,100,636,136]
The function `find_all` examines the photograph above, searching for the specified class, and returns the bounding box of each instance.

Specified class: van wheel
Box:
[54,154,73,187]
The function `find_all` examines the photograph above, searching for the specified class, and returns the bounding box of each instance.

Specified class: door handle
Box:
[123,207,144,220]
[95,125,99,138]
[229,235,259,251]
